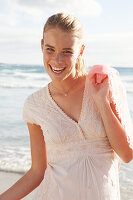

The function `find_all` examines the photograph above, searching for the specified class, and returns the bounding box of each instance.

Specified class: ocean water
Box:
[0,64,133,199]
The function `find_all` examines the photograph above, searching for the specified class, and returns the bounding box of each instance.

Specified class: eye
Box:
[63,50,73,54]
[46,48,55,52]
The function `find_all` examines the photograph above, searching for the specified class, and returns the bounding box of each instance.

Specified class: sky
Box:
[0,0,133,67]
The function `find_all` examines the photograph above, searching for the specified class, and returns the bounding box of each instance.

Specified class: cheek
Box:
[43,52,50,63]
[66,55,77,65]
[43,53,50,70]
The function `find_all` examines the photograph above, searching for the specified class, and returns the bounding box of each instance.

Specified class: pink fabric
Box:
[88,64,119,84]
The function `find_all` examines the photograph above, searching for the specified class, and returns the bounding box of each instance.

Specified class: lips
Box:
[49,64,66,74]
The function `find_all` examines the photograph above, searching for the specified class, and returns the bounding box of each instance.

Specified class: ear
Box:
[41,39,44,52]
[79,44,85,56]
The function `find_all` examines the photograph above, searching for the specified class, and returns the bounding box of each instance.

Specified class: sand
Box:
[0,171,34,199]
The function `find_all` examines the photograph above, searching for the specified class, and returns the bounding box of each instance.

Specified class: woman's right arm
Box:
[0,123,47,200]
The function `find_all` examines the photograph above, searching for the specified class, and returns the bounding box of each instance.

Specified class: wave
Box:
[0,76,50,88]
[0,169,25,175]
[0,81,133,94]
[0,168,29,174]
[123,83,133,94]
[13,71,49,79]
[0,145,31,174]
[1,69,48,78]
[121,76,133,82]
[0,65,133,92]
[0,83,49,89]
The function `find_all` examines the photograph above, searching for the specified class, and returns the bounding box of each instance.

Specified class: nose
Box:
[54,52,63,64]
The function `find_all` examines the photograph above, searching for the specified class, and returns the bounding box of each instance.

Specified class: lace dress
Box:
[23,70,133,200]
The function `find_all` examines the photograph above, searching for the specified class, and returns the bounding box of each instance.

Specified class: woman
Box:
[0,12,132,200]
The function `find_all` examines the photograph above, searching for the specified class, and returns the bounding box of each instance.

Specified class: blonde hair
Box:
[43,13,87,77]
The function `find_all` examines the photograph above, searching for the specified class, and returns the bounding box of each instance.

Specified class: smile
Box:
[49,64,66,74]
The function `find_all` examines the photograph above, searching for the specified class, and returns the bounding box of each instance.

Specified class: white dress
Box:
[23,72,133,200]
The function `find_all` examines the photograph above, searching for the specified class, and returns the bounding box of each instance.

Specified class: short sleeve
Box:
[22,94,39,125]
[108,70,133,150]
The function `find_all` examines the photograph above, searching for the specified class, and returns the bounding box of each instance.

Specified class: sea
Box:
[0,63,133,199]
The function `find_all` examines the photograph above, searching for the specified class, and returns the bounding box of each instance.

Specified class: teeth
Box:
[50,65,65,71]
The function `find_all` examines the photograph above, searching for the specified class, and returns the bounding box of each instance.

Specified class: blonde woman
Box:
[0,13,132,200]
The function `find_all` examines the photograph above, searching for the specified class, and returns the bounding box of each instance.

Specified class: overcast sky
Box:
[0,0,133,67]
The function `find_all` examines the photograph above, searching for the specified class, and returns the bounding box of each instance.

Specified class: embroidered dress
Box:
[23,67,133,200]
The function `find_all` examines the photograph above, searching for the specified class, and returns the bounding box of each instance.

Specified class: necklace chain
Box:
[50,78,80,97]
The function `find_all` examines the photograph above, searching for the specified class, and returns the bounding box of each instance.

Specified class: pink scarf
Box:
[88,65,133,167]
[88,64,119,84]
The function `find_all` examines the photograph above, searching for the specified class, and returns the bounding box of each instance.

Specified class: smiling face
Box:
[41,27,83,82]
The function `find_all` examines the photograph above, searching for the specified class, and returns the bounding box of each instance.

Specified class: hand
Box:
[89,74,111,108]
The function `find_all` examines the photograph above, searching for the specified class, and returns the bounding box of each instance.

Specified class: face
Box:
[41,27,84,82]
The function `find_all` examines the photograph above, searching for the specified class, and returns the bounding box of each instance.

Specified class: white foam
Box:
[0,145,31,173]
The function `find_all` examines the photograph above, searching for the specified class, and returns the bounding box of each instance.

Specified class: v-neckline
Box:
[46,75,88,126]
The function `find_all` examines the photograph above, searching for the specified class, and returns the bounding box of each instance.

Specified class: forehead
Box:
[43,28,80,49]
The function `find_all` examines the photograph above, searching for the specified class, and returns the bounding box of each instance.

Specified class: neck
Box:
[52,76,79,93]
[49,73,86,97]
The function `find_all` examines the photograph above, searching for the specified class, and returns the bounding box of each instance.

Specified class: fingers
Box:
[96,74,108,83]
[89,76,96,85]
[102,76,109,84]
[90,73,108,85]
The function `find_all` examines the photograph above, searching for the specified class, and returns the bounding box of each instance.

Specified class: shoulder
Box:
[22,84,48,124]
[24,84,48,107]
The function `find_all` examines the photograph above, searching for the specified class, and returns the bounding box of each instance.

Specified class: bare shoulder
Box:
[27,123,43,135]
[28,85,48,105]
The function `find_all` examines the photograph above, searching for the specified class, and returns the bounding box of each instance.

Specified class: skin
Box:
[0,26,132,200]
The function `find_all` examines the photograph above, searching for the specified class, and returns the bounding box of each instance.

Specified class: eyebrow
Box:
[45,44,73,51]
[45,44,55,48]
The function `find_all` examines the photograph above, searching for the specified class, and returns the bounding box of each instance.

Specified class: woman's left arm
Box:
[89,76,133,163]
[98,100,132,163]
